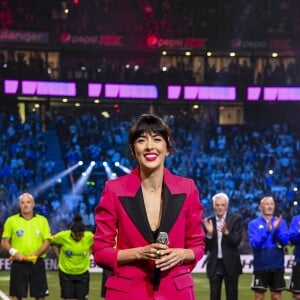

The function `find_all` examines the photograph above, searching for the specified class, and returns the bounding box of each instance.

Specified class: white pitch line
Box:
[0,290,10,300]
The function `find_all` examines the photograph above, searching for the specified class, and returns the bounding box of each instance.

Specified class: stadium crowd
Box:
[1,49,299,87]
[56,110,300,224]
[1,0,299,39]
[1,0,300,85]
[1,0,300,257]
[1,109,300,254]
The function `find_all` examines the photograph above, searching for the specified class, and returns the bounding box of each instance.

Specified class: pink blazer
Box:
[93,168,205,300]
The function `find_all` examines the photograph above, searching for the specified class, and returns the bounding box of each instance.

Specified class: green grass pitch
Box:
[0,271,292,299]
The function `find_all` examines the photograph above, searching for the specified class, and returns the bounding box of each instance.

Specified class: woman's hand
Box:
[154,248,185,271]
[136,243,168,260]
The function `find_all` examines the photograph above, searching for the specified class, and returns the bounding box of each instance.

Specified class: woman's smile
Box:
[144,152,158,161]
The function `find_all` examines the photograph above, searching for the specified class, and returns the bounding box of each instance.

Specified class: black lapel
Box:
[225,213,233,229]
[119,185,187,243]
[159,184,186,234]
[119,188,154,243]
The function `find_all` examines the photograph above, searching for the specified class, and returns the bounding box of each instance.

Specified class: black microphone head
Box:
[156,232,168,245]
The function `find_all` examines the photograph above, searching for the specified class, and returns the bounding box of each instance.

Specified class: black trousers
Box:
[101,268,111,298]
[209,259,239,300]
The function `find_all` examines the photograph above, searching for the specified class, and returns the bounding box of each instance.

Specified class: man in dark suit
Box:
[203,192,243,300]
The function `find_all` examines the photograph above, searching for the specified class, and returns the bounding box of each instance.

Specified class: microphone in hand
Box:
[156,232,168,245]
[153,232,168,291]
[155,232,168,259]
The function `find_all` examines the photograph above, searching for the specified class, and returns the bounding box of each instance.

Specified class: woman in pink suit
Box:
[93,114,205,299]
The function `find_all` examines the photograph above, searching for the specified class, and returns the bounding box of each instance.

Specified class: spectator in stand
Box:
[288,213,300,300]
[248,196,289,300]
[93,114,205,299]
[1,192,51,300]
[203,192,243,300]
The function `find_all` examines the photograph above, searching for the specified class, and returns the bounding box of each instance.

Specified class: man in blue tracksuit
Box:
[288,214,300,299]
[248,196,289,300]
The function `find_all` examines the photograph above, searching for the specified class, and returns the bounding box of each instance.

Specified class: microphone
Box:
[156,232,168,245]
[153,232,168,291]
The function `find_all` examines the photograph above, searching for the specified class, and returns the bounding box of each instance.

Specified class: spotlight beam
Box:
[71,162,95,195]
[103,161,114,179]
[31,162,83,196]
[115,162,131,174]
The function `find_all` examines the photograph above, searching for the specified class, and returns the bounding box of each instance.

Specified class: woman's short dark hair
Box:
[128,114,175,156]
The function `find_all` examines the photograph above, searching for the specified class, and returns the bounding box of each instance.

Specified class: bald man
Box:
[1,193,51,300]
[248,196,289,300]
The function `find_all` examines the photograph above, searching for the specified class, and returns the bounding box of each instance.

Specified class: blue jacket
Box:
[289,214,300,263]
[248,216,289,271]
